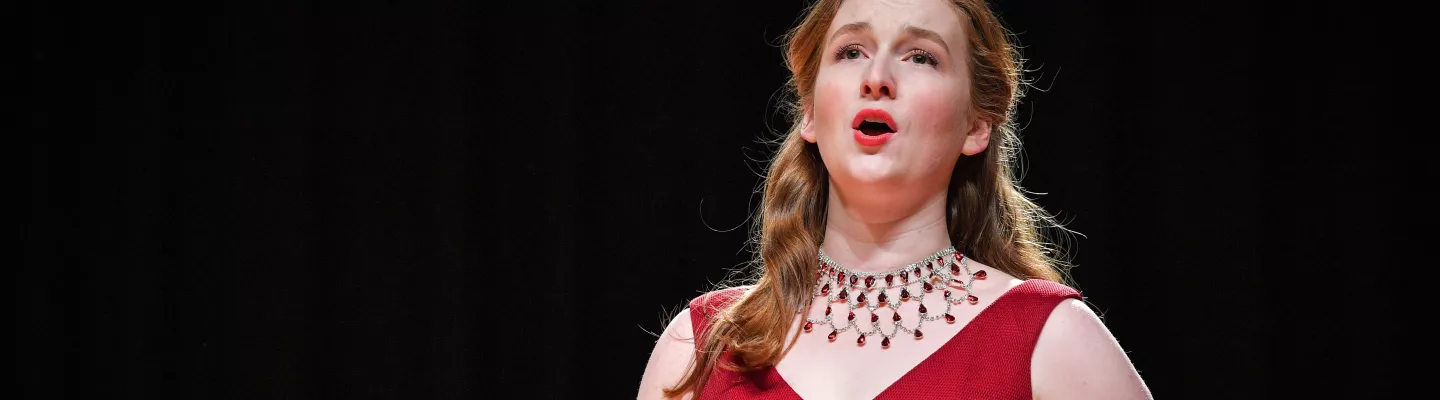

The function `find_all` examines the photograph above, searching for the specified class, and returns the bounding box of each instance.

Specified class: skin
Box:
[640,1,1152,399]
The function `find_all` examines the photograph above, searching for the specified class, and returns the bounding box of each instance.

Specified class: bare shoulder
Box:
[637,308,697,400]
[1031,298,1153,400]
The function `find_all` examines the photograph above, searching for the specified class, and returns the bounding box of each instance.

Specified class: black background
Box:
[25,0,1426,398]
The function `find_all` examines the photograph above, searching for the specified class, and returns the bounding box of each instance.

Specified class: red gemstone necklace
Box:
[803,246,987,348]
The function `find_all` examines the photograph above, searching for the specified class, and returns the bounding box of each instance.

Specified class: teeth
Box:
[865,118,886,123]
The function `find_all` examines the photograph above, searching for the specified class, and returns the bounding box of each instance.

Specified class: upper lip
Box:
[851,109,898,133]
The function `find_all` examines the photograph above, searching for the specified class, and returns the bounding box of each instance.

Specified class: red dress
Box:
[687,279,1082,399]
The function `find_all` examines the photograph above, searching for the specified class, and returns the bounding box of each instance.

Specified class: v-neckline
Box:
[769,279,1040,399]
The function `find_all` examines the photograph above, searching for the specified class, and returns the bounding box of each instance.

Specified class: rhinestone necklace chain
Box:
[803,246,987,348]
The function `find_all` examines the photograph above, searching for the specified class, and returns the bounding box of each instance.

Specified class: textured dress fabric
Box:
[687,279,1082,399]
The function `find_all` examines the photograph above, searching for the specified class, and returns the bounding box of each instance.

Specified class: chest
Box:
[772,292,987,399]
[696,278,1063,400]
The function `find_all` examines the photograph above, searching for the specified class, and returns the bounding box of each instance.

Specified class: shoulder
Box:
[636,286,753,399]
[686,286,752,327]
[637,306,698,399]
[1031,297,1153,399]
[1010,277,1081,300]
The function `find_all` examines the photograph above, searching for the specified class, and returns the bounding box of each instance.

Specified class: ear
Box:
[800,102,817,143]
[961,117,992,156]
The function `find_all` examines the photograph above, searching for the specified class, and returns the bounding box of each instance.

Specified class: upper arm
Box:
[1032,299,1153,400]
[638,308,697,400]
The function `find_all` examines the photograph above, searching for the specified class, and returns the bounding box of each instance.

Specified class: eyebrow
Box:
[828,21,951,56]
[829,21,871,45]
[903,25,950,55]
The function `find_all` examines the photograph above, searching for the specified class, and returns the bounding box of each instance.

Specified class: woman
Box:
[639,0,1152,398]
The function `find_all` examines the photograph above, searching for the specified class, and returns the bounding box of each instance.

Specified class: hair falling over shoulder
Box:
[664,0,1071,397]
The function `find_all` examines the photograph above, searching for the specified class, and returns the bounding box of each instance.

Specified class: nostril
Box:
[863,84,892,98]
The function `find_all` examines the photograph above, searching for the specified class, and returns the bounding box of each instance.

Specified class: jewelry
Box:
[803,246,987,348]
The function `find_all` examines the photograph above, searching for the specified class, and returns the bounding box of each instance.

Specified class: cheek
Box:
[812,75,848,132]
[910,88,969,143]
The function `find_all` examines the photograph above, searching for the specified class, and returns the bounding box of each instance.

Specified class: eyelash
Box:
[907,49,940,67]
[833,44,941,68]
[834,44,864,61]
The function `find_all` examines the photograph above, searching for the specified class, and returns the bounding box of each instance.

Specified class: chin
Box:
[835,161,904,188]
[848,152,902,174]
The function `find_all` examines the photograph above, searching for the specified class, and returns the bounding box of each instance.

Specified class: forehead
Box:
[829,0,968,43]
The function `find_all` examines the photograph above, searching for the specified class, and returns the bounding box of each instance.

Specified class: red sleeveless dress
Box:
[687,279,1082,399]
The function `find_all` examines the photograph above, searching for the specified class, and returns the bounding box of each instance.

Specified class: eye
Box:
[905,50,939,67]
[835,44,864,61]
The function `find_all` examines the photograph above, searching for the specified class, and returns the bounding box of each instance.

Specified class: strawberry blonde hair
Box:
[665,0,1071,396]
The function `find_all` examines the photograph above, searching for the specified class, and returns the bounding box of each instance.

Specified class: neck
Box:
[820,181,953,273]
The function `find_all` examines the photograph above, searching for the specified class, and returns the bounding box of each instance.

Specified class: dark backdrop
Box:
[25,0,1424,398]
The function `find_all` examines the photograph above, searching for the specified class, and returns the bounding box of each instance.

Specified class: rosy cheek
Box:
[910,89,968,145]
[912,94,948,130]
[813,80,846,132]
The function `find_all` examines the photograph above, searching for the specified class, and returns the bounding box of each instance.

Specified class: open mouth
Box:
[857,120,895,136]
[851,109,898,137]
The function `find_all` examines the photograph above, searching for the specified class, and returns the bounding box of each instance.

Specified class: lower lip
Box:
[853,130,895,147]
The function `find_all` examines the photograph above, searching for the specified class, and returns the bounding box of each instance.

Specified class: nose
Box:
[861,60,896,100]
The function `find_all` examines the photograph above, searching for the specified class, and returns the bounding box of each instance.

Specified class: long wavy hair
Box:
[665,0,1071,396]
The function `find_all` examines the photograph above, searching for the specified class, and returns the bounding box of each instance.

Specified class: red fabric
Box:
[687,279,1082,399]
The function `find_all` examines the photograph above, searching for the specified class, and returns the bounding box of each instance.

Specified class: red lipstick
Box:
[851,108,898,147]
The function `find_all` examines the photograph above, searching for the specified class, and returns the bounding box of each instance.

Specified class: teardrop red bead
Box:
[828,330,837,341]
[881,337,891,347]
[885,274,894,285]
[864,276,875,288]
[857,335,866,345]
[849,275,858,286]
[821,284,830,295]
[967,295,979,305]
[944,314,956,323]
[923,282,933,292]
[848,311,855,321]
[900,271,909,282]
[804,321,813,332]
[838,289,848,300]
[893,312,901,322]
[857,292,867,304]
[951,263,960,275]
[825,305,831,315]
[973,270,987,280]
[918,304,928,314]
[878,292,888,303]
[900,288,910,299]
[914,330,924,339]
[870,313,878,323]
